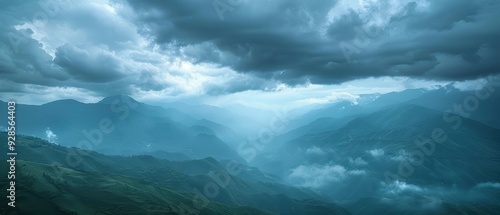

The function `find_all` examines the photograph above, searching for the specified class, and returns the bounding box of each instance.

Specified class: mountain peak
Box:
[98,94,138,104]
[42,99,83,106]
[442,83,457,93]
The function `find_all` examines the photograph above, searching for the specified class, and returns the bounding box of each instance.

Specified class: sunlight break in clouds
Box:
[298,91,359,105]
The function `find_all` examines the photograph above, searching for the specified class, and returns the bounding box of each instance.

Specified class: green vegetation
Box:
[0,160,273,215]
[0,133,350,215]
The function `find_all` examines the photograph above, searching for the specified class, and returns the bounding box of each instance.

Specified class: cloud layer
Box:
[127,0,500,83]
[1,0,499,103]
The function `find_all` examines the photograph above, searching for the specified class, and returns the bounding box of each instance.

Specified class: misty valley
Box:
[1,83,500,215]
[3,0,500,214]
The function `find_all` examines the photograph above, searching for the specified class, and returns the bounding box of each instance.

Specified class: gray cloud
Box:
[1,0,499,99]
[327,10,364,41]
[287,164,348,188]
[392,0,479,31]
[127,0,500,85]
[54,44,125,83]
[0,0,172,97]
[287,163,367,188]
[367,148,384,157]
[349,157,368,166]
[0,26,69,85]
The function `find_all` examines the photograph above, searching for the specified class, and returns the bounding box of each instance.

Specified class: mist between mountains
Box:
[384,75,500,184]
[45,95,139,182]
[174,106,291,214]
[37,93,292,214]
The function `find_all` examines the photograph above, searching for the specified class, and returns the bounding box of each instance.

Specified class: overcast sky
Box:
[1,0,499,108]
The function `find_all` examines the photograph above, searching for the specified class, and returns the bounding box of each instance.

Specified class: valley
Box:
[1,85,500,214]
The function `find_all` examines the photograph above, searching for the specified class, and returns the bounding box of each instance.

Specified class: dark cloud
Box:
[0,0,151,97]
[1,0,499,99]
[127,0,500,85]
[54,44,125,83]
[203,75,277,96]
[327,10,364,41]
[392,0,479,31]
[126,0,337,79]
[0,26,69,85]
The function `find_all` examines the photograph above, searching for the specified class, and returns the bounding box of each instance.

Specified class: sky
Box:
[0,0,499,109]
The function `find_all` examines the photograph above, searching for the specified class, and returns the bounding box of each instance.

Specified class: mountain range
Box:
[1,84,500,214]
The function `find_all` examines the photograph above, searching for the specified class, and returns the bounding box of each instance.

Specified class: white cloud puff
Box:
[287,164,368,188]
[46,127,58,144]
[288,164,347,188]
[349,157,368,166]
[305,146,325,155]
[367,148,384,157]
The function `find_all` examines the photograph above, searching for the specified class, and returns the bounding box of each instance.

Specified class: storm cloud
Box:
[127,0,500,83]
[1,0,499,102]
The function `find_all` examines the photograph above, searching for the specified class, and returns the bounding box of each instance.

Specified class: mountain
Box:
[286,101,364,131]
[161,102,269,136]
[362,88,428,109]
[252,104,500,208]
[284,88,428,132]
[0,95,244,163]
[405,85,500,129]
[278,117,355,143]
[0,133,351,215]
[194,119,244,150]
[0,160,271,215]
[2,85,499,214]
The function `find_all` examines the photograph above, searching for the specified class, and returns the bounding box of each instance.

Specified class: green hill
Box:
[0,160,272,215]
[0,133,351,215]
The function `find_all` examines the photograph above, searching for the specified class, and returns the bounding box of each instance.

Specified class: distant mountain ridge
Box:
[0,95,245,163]
[253,101,500,213]
[1,84,499,215]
